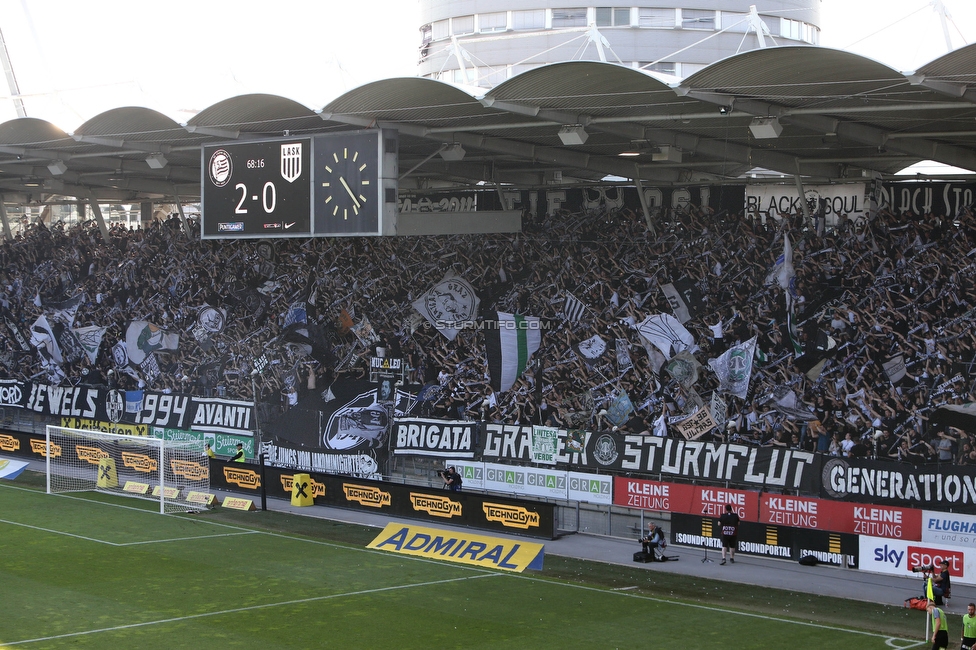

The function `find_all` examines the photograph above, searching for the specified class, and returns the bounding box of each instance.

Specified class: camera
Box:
[912,564,935,573]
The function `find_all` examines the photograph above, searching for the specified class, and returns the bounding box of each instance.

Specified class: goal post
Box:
[45,425,211,513]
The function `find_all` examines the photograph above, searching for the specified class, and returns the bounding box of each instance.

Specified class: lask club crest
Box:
[280,142,302,183]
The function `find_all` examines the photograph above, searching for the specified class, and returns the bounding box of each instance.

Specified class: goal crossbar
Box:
[45,425,211,514]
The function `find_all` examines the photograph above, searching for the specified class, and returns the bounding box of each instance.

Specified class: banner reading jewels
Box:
[481,424,818,492]
[4,380,254,436]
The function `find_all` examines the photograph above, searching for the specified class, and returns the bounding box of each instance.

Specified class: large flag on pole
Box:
[766,232,795,291]
[485,312,541,393]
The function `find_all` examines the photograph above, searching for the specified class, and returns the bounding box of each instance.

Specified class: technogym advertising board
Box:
[209,459,555,539]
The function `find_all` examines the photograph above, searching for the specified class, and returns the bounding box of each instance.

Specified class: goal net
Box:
[45,425,211,513]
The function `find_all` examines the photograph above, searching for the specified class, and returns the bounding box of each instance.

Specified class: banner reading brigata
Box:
[392,417,477,458]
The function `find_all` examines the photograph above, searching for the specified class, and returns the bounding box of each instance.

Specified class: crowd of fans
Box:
[1,197,975,465]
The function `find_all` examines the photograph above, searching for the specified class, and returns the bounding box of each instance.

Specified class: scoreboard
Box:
[201,130,397,239]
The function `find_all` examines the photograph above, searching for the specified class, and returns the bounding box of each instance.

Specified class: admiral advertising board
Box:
[209,459,555,539]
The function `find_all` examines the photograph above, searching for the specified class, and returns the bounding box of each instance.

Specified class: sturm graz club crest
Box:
[105,390,124,423]
[321,391,389,451]
[209,149,233,188]
[592,434,619,466]
[424,279,477,325]
[197,306,226,334]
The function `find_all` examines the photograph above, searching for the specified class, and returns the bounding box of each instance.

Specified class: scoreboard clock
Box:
[201,130,397,239]
[202,138,312,238]
[312,130,383,236]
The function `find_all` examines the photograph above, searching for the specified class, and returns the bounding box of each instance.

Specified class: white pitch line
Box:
[0,518,125,546]
[115,531,259,546]
[3,573,501,646]
[508,572,922,646]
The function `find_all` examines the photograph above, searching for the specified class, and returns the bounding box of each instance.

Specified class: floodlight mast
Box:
[0,26,26,118]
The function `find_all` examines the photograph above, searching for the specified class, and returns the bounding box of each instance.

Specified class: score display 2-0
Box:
[202,139,312,238]
[201,131,394,239]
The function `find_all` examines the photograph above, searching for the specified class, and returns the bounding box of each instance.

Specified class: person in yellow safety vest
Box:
[928,600,949,650]
[205,443,216,459]
[229,443,245,462]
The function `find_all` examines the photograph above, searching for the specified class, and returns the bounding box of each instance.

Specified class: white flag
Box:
[412,273,480,341]
[707,336,757,399]
[637,313,696,360]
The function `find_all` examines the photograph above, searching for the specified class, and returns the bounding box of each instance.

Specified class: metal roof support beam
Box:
[320,111,682,183]
[906,75,976,105]
[632,170,656,237]
[0,196,12,240]
[480,95,842,179]
[678,88,976,172]
[86,191,110,242]
[173,193,192,237]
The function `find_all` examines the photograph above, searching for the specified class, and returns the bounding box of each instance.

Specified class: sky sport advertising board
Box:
[858,535,975,585]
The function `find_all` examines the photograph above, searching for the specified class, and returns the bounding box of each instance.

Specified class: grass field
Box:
[0,473,933,649]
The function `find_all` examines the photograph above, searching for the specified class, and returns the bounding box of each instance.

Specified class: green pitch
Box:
[0,477,929,649]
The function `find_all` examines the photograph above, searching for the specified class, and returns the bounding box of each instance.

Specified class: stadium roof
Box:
[0,44,975,204]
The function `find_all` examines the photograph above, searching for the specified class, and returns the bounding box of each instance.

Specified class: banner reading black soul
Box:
[480,424,818,493]
[209,458,555,539]
[669,513,858,566]
[821,455,976,513]
[0,379,254,436]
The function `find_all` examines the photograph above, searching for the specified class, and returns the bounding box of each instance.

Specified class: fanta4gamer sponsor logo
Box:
[281,475,325,498]
[171,460,209,481]
[483,503,540,529]
[223,467,261,489]
[342,484,391,508]
[75,445,109,464]
[0,434,21,451]
[121,452,157,473]
[29,439,60,457]
[409,493,462,518]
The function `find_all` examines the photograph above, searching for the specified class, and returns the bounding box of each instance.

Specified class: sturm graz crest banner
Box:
[263,379,415,452]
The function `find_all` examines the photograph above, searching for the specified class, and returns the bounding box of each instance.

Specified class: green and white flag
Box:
[707,336,757,399]
[485,311,541,393]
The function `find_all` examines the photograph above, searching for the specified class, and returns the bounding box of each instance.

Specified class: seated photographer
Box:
[640,521,666,560]
[933,559,951,605]
[440,466,462,492]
